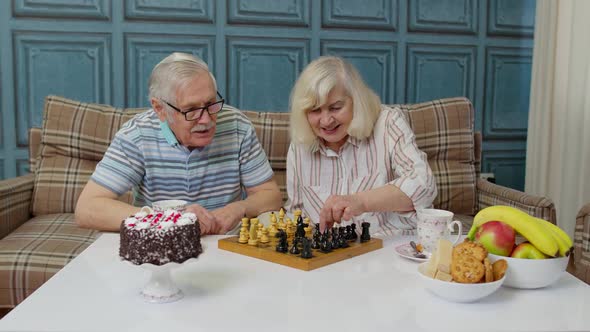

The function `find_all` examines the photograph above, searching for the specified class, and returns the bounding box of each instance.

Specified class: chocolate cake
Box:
[119,209,202,265]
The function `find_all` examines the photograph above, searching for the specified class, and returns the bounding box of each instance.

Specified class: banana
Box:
[467,205,559,257]
[534,218,573,256]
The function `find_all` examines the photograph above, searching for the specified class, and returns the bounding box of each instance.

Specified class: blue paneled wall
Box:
[0,0,536,190]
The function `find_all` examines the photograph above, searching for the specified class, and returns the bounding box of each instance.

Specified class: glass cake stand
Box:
[126,259,196,304]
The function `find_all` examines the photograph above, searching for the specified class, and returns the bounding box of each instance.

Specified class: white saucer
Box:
[395,242,431,262]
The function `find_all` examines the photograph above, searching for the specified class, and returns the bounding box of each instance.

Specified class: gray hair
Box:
[289,56,382,146]
[148,52,217,105]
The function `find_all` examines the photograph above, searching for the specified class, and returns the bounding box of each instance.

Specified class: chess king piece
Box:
[300,238,313,259]
[275,229,288,253]
[360,222,371,243]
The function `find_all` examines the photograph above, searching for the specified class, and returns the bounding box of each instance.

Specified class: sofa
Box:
[0,95,559,313]
[569,203,590,284]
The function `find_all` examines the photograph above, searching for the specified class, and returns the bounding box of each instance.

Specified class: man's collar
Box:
[159,120,179,146]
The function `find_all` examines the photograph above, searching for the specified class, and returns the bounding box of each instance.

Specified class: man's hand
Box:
[212,202,247,234]
[184,203,219,235]
[319,194,366,232]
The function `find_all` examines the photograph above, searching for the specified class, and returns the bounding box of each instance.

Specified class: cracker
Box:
[451,255,485,283]
[484,257,494,283]
[453,240,488,262]
[492,259,508,281]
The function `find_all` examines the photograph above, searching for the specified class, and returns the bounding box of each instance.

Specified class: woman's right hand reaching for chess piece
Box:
[319,194,366,232]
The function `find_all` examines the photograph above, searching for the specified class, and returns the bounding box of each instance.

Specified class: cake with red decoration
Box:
[119,209,202,265]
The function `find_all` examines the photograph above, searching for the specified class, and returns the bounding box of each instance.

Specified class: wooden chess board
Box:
[218,236,383,271]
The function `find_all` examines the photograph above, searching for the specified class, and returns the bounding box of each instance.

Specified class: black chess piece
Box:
[331,228,340,248]
[345,225,353,240]
[295,220,306,241]
[360,222,371,243]
[289,238,300,255]
[300,238,313,259]
[350,223,358,241]
[339,235,350,248]
[314,223,321,238]
[275,229,288,253]
[320,238,332,253]
[311,232,321,249]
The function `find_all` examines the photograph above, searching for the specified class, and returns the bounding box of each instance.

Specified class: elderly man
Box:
[75,52,282,234]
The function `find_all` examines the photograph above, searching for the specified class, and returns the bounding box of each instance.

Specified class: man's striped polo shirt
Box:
[91,105,274,209]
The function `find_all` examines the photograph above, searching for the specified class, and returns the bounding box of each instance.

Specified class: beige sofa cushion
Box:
[394,97,476,215]
[32,96,146,216]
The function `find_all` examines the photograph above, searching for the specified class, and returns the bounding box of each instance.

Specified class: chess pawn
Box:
[293,209,302,221]
[270,212,277,225]
[304,222,312,239]
[238,224,249,244]
[257,222,263,239]
[289,238,300,255]
[260,227,270,245]
[286,218,295,243]
[248,222,258,246]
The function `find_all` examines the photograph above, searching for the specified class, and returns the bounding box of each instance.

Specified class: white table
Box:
[0,233,589,332]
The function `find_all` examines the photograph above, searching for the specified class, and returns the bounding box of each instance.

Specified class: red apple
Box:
[474,221,515,256]
[511,242,547,259]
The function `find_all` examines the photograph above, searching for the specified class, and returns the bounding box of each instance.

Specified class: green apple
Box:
[511,242,548,259]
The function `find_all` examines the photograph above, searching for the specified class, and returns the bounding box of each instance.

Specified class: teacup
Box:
[416,208,462,253]
[152,199,188,212]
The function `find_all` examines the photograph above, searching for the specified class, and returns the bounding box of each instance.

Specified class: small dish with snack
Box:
[417,239,507,303]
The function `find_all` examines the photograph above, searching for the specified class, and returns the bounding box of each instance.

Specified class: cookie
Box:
[451,255,485,283]
[492,259,508,281]
[453,240,488,262]
[484,257,494,283]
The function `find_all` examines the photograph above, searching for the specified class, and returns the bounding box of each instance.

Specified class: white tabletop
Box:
[0,233,589,332]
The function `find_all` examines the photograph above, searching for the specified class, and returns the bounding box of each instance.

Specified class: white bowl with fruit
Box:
[468,205,572,289]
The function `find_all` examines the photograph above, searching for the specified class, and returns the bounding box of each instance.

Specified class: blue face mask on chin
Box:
[160,120,179,146]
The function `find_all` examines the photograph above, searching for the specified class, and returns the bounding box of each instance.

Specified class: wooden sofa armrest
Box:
[569,202,590,285]
[476,178,556,224]
[0,174,35,239]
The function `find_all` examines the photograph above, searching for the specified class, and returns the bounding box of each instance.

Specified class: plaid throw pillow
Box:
[393,97,476,215]
[243,111,290,202]
[32,95,147,216]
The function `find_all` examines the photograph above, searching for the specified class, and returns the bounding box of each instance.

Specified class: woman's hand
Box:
[319,194,366,232]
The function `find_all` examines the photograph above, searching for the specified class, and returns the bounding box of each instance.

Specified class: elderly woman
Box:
[285,56,437,235]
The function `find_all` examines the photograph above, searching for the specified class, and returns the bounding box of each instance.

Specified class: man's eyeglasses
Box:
[161,92,224,121]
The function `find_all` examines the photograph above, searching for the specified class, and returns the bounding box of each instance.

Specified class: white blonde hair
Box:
[289,56,382,146]
[148,52,217,107]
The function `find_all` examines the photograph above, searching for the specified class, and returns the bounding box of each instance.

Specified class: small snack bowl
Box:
[488,254,568,289]
[417,262,505,303]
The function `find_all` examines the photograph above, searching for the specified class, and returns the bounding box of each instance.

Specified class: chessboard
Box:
[217,209,383,271]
